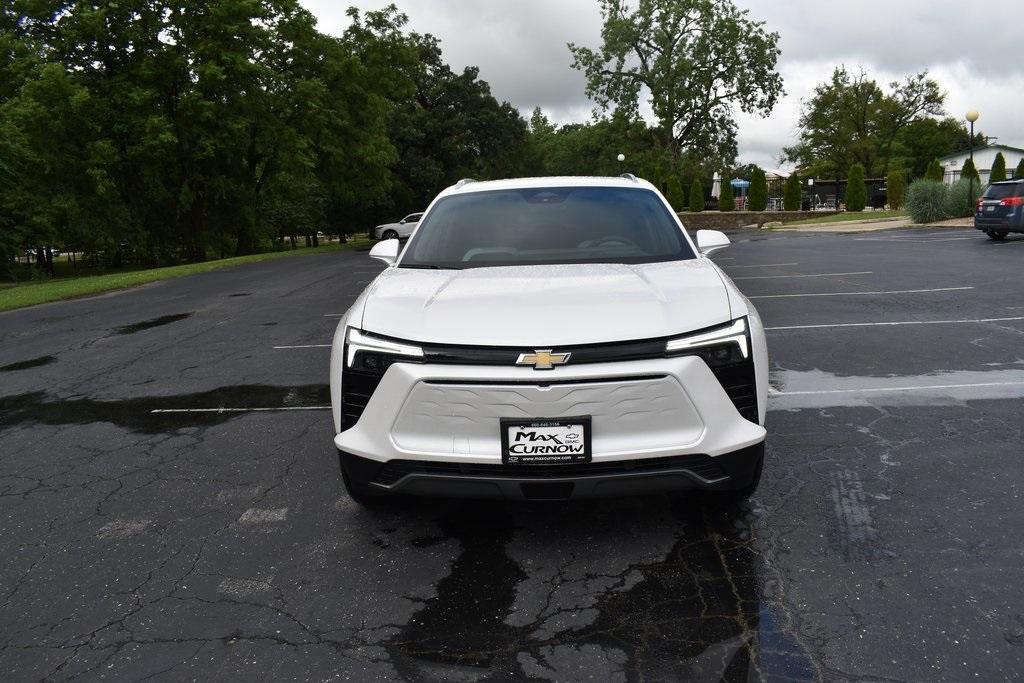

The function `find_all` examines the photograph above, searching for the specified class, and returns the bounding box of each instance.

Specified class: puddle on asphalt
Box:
[770,367,1024,409]
[0,384,329,434]
[0,355,56,372]
[113,312,193,335]
[385,499,816,680]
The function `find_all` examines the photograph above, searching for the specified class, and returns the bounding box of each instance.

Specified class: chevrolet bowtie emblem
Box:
[516,349,571,370]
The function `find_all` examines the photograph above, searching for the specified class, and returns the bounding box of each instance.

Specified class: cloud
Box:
[303,0,1024,169]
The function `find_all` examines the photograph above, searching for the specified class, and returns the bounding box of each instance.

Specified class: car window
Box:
[401,186,694,269]
[404,213,423,223]
[983,183,1021,200]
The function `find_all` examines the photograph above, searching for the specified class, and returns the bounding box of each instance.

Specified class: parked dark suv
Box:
[976,179,1024,240]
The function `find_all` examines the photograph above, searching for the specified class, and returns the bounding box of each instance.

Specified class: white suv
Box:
[330,176,768,504]
[373,212,423,241]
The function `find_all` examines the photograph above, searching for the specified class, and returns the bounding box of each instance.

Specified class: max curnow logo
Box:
[508,430,584,456]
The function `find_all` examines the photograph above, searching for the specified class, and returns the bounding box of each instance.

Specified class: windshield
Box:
[983,183,1021,200]
[400,186,695,269]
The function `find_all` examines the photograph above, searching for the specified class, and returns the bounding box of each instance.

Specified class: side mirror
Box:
[399,219,407,224]
[695,229,730,256]
[369,238,400,265]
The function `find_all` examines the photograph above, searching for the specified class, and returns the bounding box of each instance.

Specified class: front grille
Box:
[373,454,728,486]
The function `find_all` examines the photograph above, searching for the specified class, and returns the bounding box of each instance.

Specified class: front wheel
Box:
[381,229,399,241]
[987,230,1008,240]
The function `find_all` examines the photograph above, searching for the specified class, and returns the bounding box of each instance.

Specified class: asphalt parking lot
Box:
[3,226,1024,680]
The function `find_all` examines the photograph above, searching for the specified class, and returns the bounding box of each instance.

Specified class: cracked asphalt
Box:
[2,226,1024,680]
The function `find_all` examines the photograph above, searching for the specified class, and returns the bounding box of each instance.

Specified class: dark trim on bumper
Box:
[338,442,764,501]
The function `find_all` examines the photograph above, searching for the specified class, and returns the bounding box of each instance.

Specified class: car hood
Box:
[359,260,732,346]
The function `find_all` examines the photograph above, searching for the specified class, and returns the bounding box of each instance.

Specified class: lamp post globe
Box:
[617,154,626,162]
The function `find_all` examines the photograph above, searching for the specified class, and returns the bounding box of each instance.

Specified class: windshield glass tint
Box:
[983,183,1021,200]
[401,186,694,268]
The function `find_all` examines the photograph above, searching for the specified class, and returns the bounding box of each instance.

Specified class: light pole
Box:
[966,110,980,208]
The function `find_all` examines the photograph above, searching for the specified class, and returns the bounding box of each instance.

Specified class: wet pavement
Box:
[2,228,1024,680]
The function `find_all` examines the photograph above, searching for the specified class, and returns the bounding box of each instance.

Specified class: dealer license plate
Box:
[500,417,591,465]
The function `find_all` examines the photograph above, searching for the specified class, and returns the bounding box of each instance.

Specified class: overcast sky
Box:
[301,0,1024,169]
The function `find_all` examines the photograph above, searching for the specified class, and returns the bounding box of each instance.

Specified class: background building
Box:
[940,144,1024,184]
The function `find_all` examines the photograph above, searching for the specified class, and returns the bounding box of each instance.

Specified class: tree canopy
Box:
[569,0,783,167]
[784,68,945,178]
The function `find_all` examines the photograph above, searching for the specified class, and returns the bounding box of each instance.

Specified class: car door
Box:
[399,213,423,238]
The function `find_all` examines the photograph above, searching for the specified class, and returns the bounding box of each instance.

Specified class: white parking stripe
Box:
[151,406,330,413]
[725,262,798,269]
[273,344,331,349]
[733,271,872,281]
[750,286,972,300]
[770,381,1024,396]
[765,315,1024,331]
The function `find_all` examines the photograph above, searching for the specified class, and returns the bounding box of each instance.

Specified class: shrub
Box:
[990,152,1007,183]
[1016,159,1024,180]
[925,159,944,182]
[688,177,705,212]
[783,174,802,211]
[748,167,768,211]
[846,163,867,211]
[943,178,976,218]
[719,174,734,211]
[961,157,980,185]
[887,169,906,211]
[665,175,685,210]
[907,179,948,223]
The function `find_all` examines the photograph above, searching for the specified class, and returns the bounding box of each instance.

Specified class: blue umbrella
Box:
[730,178,750,188]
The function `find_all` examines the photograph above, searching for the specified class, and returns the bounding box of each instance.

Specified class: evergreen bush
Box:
[990,152,1007,183]
[846,163,867,211]
[665,175,685,210]
[925,159,944,182]
[886,169,906,211]
[1016,159,1024,180]
[748,167,768,211]
[688,177,705,212]
[783,174,802,211]
[719,175,734,211]
[961,157,980,185]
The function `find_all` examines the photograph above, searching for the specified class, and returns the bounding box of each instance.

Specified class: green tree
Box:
[688,177,705,212]
[925,159,944,182]
[665,175,685,210]
[718,175,735,212]
[990,152,1007,183]
[887,169,907,211]
[783,174,802,211]
[569,0,783,166]
[961,157,980,186]
[748,167,768,211]
[891,117,985,179]
[1016,159,1024,180]
[784,67,944,177]
[846,163,867,211]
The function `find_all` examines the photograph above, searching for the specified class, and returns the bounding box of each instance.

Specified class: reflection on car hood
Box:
[359,261,732,346]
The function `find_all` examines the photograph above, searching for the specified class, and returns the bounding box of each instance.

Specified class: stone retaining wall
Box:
[676,210,839,230]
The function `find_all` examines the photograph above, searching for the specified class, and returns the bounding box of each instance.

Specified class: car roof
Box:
[992,179,1023,184]
[438,175,657,198]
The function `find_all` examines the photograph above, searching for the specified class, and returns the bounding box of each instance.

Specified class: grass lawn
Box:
[780,210,906,227]
[0,238,370,313]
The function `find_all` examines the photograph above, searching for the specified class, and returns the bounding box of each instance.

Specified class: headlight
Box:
[345,328,424,370]
[665,318,749,367]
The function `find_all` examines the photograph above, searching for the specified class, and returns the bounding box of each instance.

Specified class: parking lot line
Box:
[749,286,972,300]
[733,271,872,281]
[770,381,1024,396]
[273,344,331,349]
[725,262,798,269]
[765,315,1024,331]
[151,406,330,413]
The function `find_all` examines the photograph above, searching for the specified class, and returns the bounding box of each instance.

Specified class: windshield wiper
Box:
[400,264,459,270]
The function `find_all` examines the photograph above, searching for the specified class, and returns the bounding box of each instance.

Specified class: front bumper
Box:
[334,355,766,460]
[339,441,764,501]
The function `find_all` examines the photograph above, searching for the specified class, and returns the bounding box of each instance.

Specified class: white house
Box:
[939,144,1024,185]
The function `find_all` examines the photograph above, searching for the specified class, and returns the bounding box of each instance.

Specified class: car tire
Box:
[381,229,399,241]
[987,230,1008,240]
